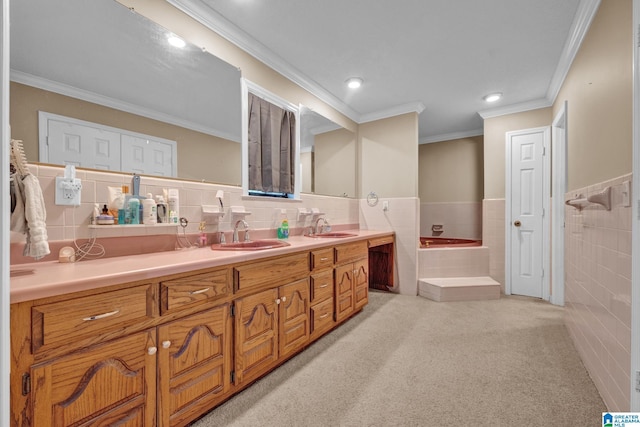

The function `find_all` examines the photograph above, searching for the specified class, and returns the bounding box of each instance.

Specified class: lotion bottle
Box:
[168,189,179,224]
[128,197,140,224]
[142,193,157,225]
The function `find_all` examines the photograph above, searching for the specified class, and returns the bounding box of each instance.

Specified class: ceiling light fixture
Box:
[483,92,502,103]
[167,35,186,48]
[346,77,363,89]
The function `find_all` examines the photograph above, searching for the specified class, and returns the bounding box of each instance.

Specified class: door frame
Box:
[504,126,551,299]
[631,0,640,411]
[551,103,568,306]
[1,0,9,425]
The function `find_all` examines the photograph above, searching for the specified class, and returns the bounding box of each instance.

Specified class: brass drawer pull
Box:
[82,310,119,321]
[320,257,329,261]
[319,284,329,288]
[319,313,330,319]
[189,287,211,295]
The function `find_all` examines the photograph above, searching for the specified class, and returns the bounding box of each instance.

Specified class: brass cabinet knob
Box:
[514,220,522,227]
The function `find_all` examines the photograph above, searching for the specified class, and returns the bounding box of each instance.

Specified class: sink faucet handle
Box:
[219,231,226,244]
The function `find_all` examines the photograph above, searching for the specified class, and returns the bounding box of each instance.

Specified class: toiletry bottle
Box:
[156,195,168,223]
[143,193,157,225]
[128,196,140,224]
[168,189,179,223]
[121,185,130,224]
[277,210,289,239]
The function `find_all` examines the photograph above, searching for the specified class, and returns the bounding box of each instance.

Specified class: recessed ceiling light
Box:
[346,77,363,89]
[167,35,186,48]
[483,92,502,103]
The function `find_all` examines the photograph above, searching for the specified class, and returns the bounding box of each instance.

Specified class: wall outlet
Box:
[55,176,82,206]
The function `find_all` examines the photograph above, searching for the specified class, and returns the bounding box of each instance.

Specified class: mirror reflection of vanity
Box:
[10,0,356,197]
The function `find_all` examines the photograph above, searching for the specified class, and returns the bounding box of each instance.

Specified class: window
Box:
[242,80,300,199]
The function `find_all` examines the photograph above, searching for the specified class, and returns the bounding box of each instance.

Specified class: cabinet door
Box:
[353,258,369,311]
[31,330,157,427]
[334,264,354,323]
[235,288,279,385]
[158,304,232,427]
[278,279,310,359]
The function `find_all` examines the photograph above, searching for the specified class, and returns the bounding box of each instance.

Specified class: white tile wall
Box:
[564,174,632,411]
[482,199,506,289]
[360,197,419,296]
[11,164,359,244]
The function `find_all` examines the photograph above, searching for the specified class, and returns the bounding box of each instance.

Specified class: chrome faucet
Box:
[233,219,250,243]
[314,217,330,235]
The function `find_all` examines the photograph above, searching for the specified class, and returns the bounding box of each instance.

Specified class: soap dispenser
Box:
[277,209,289,239]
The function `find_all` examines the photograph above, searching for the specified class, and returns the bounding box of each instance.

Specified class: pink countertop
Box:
[10,230,393,304]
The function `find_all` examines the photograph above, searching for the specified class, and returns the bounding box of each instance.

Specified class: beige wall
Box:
[418,136,483,202]
[314,127,357,197]
[10,82,241,185]
[483,108,552,199]
[359,113,419,198]
[553,0,632,191]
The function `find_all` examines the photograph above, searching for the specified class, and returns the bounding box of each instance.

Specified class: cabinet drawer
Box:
[234,253,309,293]
[32,284,152,353]
[160,268,229,315]
[310,270,333,304]
[369,235,394,247]
[310,248,334,271]
[311,297,334,336]
[335,241,368,264]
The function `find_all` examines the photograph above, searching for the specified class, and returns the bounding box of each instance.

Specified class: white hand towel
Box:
[21,174,50,260]
[10,173,27,234]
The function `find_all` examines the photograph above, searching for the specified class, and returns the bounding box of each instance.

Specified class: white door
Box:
[121,134,176,177]
[507,127,549,298]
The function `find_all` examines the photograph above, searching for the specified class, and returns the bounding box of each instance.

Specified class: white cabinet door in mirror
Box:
[39,112,177,177]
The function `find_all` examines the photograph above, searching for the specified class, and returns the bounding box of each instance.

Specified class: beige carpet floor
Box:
[192,291,606,427]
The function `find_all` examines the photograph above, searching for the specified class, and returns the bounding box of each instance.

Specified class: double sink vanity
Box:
[9,230,394,426]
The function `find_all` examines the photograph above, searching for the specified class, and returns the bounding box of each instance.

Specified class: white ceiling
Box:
[170,0,593,143]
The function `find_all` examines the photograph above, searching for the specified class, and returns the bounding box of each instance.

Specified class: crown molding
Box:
[546,0,601,103]
[420,128,484,144]
[478,97,552,119]
[478,0,600,121]
[168,0,361,122]
[359,102,426,124]
[11,70,241,142]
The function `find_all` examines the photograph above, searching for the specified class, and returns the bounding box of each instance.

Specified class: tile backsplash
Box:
[564,174,632,411]
[11,164,359,263]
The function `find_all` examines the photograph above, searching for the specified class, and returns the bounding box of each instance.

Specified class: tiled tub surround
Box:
[564,174,632,411]
[482,199,506,289]
[420,201,482,240]
[10,164,359,264]
[418,245,490,278]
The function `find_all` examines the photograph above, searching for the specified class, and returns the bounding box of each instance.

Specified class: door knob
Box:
[514,220,521,227]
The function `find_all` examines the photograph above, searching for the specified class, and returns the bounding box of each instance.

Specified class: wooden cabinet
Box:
[234,287,279,385]
[234,277,310,385]
[157,303,232,427]
[279,278,310,358]
[334,241,369,323]
[310,248,335,341]
[11,234,390,426]
[30,330,157,426]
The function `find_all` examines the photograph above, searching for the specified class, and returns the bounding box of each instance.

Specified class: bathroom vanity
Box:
[9,231,393,426]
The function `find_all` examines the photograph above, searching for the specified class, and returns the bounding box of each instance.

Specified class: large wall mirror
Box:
[10,0,242,185]
[300,107,356,198]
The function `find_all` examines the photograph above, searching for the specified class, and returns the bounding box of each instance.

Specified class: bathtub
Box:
[419,237,482,248]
